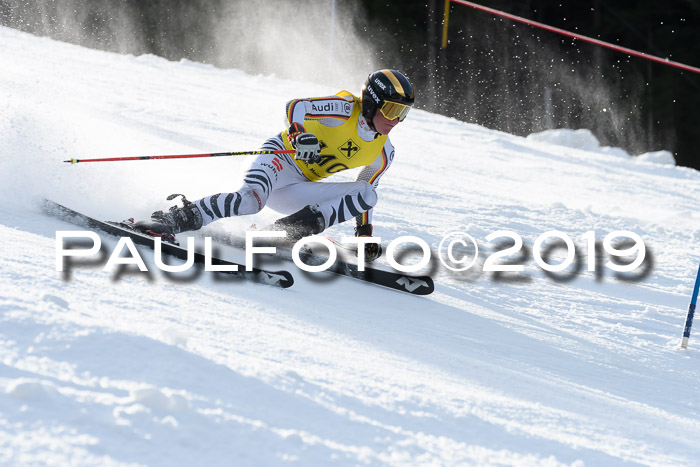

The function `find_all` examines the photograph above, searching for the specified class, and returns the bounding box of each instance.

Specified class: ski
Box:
[207,233,434,296]
[42,199,294,289]
[311,238,434,295]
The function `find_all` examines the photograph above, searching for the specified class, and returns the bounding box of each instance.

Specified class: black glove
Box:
[288,123,321,164]
[355,224,382,262]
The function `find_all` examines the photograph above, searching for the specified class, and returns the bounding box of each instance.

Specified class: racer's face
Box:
[372,111,400,135]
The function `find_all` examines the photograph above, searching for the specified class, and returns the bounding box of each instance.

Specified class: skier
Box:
[135,69,415,261]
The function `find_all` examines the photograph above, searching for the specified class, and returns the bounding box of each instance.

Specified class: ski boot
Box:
[135,194,203,242]
[356,224,382,262]
[267,205,325,241]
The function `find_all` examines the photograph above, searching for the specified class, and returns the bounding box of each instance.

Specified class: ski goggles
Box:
[379,100,412,122]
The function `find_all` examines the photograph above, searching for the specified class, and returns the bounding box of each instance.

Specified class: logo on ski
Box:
[396,276,430,292]
[258,271,289,284]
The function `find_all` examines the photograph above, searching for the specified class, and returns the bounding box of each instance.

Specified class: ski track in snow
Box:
[1,26,700,466]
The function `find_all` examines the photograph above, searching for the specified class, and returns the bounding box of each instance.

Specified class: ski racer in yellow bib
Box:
[135,69,415,262]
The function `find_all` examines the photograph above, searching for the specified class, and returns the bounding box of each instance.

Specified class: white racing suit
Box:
[193,91,395,231]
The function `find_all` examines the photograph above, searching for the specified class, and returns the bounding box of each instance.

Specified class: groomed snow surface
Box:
[1,27,700,466]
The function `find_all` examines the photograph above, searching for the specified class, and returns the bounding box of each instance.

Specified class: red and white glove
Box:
[287,122,305,145]
[288,123,321,164]
[356,224,382,262]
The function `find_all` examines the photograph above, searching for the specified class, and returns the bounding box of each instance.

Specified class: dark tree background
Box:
[1,0,698,170]
[359,0,699,170]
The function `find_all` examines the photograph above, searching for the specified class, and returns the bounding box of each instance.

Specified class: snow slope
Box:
[1,26,700,466]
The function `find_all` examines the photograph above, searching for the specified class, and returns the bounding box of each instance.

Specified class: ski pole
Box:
[64,149,295,164]
[681,263,700,349]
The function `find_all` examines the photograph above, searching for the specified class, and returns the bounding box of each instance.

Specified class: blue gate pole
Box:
[681,263,700,349]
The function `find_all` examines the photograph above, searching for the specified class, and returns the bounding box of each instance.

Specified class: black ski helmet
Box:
[361,69,415,125]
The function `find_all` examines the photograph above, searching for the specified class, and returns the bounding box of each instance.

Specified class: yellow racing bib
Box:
[281,91,387,181]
